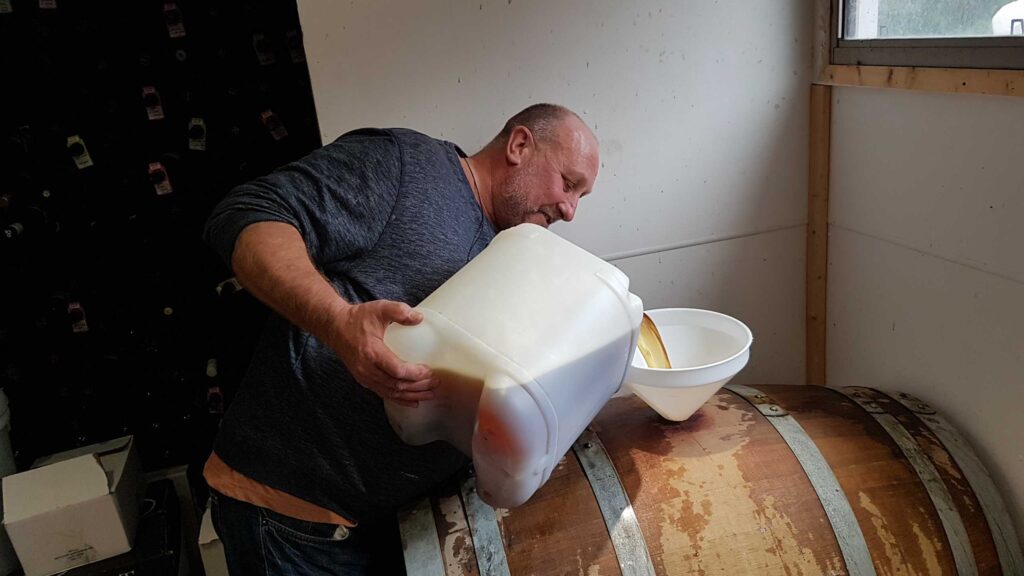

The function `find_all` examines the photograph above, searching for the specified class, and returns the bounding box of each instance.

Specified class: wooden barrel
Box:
[399,385,1023,575]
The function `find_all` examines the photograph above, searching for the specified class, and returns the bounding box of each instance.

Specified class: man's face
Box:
[493,119,599,230]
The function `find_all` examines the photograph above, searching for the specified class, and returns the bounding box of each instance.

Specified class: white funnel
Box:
[621,308,753,421]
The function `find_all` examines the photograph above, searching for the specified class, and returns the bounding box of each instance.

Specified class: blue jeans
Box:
[210,490,405,576]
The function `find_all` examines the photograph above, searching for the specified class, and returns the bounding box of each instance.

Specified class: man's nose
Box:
[558,198,577,222]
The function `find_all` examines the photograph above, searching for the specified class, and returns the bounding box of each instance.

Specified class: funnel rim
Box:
[634,307,753,374]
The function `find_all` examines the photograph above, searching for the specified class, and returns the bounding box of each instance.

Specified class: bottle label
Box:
[286,30,305,63]
[253,33,276,66]
[149,162,173,195]
[67,135,94,169]
[68,302,89,333]
[142,86,165,121]
[164,3,186,38]
[261,110,287,140]
[38,0,55,9]
[215,277,243,296]
[206,358,219,378]
[188,117,207,151]
[0,0,13,14]
[207,386,224,414]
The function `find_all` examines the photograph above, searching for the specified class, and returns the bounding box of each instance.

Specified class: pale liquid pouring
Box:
[637,313,672,369]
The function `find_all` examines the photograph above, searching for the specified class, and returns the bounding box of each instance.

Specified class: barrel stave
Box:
[595,393,845,575]
[770,385,960,575]
[859,387,1001,574]
[496,453,620,575]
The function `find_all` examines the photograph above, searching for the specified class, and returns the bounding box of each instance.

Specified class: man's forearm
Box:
[231,221,349,346]
[229,221,434,405]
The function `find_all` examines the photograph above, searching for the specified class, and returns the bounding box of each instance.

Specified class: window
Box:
[834,0,1024,69]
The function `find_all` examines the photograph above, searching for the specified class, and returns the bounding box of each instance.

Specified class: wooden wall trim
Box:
[807,85,831,386]
[813,0,835,82]
[810,0,1024,98]
[817,65,1024,97]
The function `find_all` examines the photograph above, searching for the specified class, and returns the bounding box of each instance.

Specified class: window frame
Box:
[831,0,1024,71]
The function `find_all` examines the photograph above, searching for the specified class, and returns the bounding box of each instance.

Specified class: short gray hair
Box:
[492,103,581,147]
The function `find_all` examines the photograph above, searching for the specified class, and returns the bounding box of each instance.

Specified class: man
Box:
[203,103,599,575]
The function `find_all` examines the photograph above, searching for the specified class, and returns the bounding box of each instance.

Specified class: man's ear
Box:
[505,125,534,167]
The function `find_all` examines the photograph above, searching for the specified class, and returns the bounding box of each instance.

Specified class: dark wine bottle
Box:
[2,201,53,242]
[0,190,15,211]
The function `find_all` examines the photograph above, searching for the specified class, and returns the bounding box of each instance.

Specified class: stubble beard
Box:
[496,163,545,229]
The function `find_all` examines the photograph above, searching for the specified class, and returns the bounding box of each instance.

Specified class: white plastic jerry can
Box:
[383,223,644,508]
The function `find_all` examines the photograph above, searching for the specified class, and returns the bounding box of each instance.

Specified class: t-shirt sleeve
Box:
[203,129,403,268]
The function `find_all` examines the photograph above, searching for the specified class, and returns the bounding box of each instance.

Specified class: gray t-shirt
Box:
[203,128,496,522]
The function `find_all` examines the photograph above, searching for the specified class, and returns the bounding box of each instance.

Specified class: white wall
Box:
[296,0,812,385]
[829,86,1024,543]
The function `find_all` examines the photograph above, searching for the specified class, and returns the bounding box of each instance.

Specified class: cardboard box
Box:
[64,479,179,576]
[0,527,18,576]
[1,436,142,576]
[198,500,228,576]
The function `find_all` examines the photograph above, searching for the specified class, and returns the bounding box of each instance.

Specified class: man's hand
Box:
[327,300,436,407]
